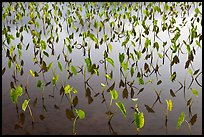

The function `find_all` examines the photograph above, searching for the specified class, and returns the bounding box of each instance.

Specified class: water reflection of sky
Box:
[2,2,202,135]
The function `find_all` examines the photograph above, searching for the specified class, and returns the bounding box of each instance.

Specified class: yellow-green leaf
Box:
[58,61,63,71]
[22,99,30,111]
[71,66,77,75]
[30,70,35,77]
[64,84,73,94]
[191,88,198,97]
[89,33,98,44]
[110,89,118,100]
[76,109,85,119]
[177,112,185,129]
[166,99,173,111]
[116,101,126,118]
[134,112,144,129]
[106,57,115,67]
[105,73,112,80]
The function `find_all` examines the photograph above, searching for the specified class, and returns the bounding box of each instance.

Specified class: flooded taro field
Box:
[2,2,202,135]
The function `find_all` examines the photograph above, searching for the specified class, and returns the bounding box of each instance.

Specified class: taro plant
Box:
[107,89,118,123]
[72,109,85,135]
[64,84,78,109]
[10,85,23,115]
[165,99,172,130]
[176,111,197,135]
[131,98,144,134]
[22,99,35,124]
[36,80,45,100]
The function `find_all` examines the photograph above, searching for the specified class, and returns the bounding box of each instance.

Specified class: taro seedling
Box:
[36,80,45,99]
[165,99,173,129]
[22,99,35,124]
[115,101,127,118]
[176,111,197,135]
[131,98,144,134]
[72,109,85,135]
[64,84,78,109]
[107,89,118,124]
[10,85,23,115]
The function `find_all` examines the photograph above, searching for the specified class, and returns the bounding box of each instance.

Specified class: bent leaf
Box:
[89,33,98,44]
[106,57,115,67]
[116,101,126,118]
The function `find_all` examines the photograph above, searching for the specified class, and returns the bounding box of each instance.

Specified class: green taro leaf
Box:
[135,50,141,60]
[52,75,58,86]
[108,43,112,53]
[40,40,46,50]
[10,86,23,104]
[106,57,115,67]
[8,59,12,69]
[58,61,63,71]
[110,89,118,100]
[72,89,78,94]
[119,53,125,64]
[47,62,53,71]
[89,33,98,44]
[76,109,85,119]
[71,66,77,75]
[85,58,92,72]
[37,80,42,88]
[170,72,176,82]
[121,61,128,72]
[158,53,163,58]
[191,88,198,97]
[22,99,30,111]
[188,68,193,75]
[134,112,145,129]
[177,112,185,129]
[64,84,73,94]
[105,73,112,80]
[154,42,159,51]
[138,77,144,85]
[166,99,173,111]
[16,86,23,96]
[30,70,35,77]
[131,67,134,77]
[10,88,18,103]
[116,101,126,118]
